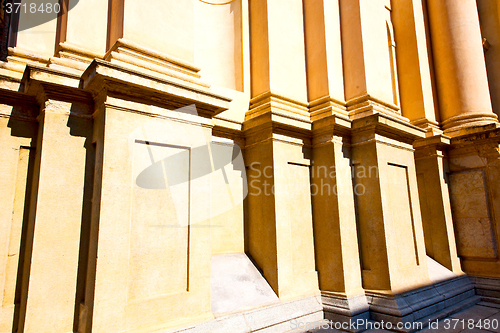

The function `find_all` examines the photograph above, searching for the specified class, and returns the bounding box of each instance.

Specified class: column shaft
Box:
[392,0,439,133]
[427,0,498,133]
[249,0,308,102]
[19,100,92,333]
[341,0,400,111]
[304,0,346,120]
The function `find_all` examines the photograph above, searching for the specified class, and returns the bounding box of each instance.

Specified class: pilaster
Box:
[107,0,195,64]
[391,0,440,136]
[0,5,58,80]
[243,93,319,302]
[446,126,500,278]
[413,135,463,274]
[351,113,429,293]
[304,0,347,121]
[80,59,231,333]
[249,0,308,104]
[17,65,93,333]
[311,114,369,323]
[14,8,58,59]
[340,0,402,115]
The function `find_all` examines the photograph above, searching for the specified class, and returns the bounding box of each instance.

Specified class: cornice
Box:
[81,59,231,119]
[22,64,93,107]
[351,113,426,146]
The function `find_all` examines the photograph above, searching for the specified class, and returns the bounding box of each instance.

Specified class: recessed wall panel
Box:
[387,164,418,268]
[129,141,190,300]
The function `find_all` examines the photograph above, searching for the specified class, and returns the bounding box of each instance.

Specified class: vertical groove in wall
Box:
[72,125,95,333]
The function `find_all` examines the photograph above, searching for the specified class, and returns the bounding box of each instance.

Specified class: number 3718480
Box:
[4,2,61,14]
[443,318,498,330]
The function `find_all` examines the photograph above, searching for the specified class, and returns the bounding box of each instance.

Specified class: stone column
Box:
[427,0,498,135]
[17,66,93,333]
[340,0,402,119]
[414,136,462,274]
[304,1,368,320]
[391,0,439,135]
[304,0,346,120]
[245,0,320,302]
[311,116,369,323]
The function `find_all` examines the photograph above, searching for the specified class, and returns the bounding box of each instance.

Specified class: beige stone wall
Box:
[0,0,500,332]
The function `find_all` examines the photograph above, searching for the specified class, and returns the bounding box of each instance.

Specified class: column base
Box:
[346,94,407,123]
[447,126,500,279]
[367,275,479,332]
[442,112,499,136]
[321,292,370,327]
[309,96,348,121]
[48,42,102,75]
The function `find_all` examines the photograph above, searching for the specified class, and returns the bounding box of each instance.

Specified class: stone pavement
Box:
[301,301,500,333]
